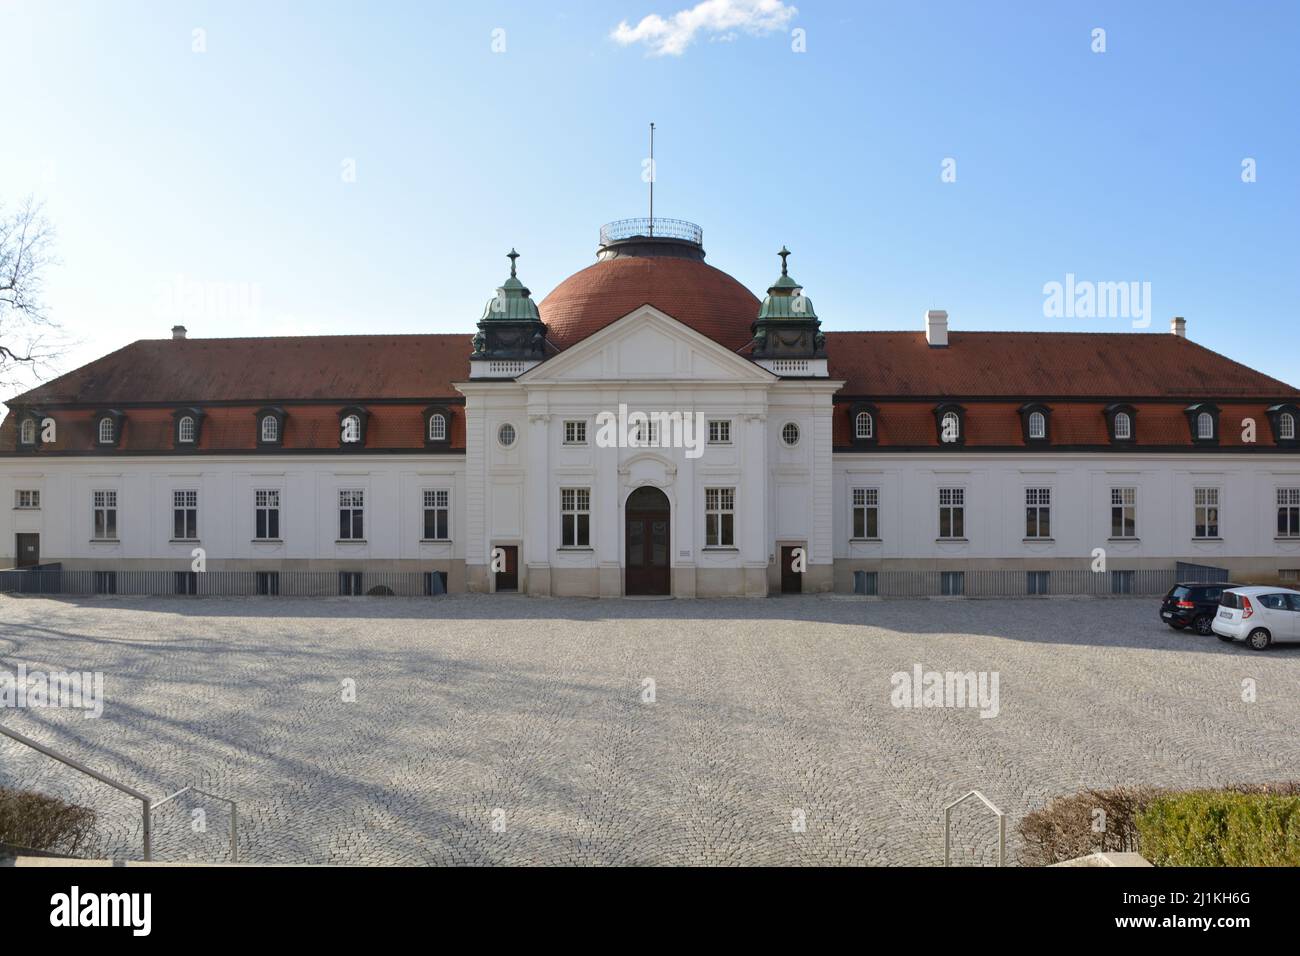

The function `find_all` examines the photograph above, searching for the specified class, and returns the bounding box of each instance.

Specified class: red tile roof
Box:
[3,303,1296,456]
[10,334,470,406]
[539,256,760,351]
[826,331,1296,399]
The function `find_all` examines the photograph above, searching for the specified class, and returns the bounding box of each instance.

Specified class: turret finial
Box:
[778,246,791,276]
[507,248,520,277]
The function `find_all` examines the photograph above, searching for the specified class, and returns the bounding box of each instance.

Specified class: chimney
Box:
[1170,316,1186,338]
[172,325,187,340]
[925,309,948,347]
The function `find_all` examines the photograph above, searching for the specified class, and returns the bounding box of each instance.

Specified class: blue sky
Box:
[2,0,1297,400]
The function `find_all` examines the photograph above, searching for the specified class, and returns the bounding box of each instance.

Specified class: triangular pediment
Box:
[520,306,774,384]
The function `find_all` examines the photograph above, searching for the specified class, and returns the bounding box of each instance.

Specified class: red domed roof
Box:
[539,255,760,351]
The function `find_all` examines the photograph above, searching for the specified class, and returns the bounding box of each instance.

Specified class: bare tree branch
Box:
[0,196,64,395]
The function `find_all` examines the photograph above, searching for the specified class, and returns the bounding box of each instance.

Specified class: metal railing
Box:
[0,569,448,597]
[944,790,1006,867]
[0,565,1229,600]
[849,566,1229,598]
[151,786,239,863]
[599,218,702,245]
[0,722,155,859]
[0,722,240,863]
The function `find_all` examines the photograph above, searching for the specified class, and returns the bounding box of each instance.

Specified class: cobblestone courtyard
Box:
[2,595,1298,865]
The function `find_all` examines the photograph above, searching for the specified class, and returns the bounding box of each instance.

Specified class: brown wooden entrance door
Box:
[494,545,518,592]
[16,534,39,568]
[625,487,670,595]
[780,545,802,594]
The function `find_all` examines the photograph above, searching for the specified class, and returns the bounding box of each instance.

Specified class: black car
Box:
[1160,582,1241,635]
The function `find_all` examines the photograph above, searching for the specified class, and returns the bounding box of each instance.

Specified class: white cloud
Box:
[612,0,798,56]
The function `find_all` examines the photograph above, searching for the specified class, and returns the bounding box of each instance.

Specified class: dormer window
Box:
[92,409,124,448]
[933,403,965,447]
[423,404,454,449]
[337,406,370,449]
[1019,403,1051,445]
[172,407,204,448]
[1266,404,1300,447]
[1114,412,1132,440]
[855,411,873,440]
[1103,403,1138,445]
[16,410,50,449]
[847,402,879,449]
[255,406,286,448]
[1028,412,1045,439]
[1184,403,1220,446]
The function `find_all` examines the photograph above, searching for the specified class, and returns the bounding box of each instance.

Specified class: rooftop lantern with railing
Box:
[596,218,705,261]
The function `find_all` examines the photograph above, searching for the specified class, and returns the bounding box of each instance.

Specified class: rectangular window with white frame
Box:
[631,418,659,447]
[92,490,117,540]
[423,488,450,541]
[938,487,965,539]
[708,420,731,444]
[1110,487,1137,538]
[254,489,281,540]
[704,487,735,547]
[1025,487,1051,538]
[172,489,198,540]
[560,487,590,547]
[563,420,587,445]
[1278,488,1300,538]
[339,489,364,540]
[1194,487,1220,539]
[852,487,879,539]
[15,490,40,509]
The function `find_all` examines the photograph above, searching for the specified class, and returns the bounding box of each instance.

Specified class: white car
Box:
[1212,586,1300,650]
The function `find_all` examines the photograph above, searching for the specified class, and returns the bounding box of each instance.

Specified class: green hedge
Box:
[1137,792,1300,866]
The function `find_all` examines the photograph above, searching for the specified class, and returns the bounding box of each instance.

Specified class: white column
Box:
[811,397,835,588]
[524,408,551,594]
[460,390,488,591]
[597,394,621,595]
[743,409,769,595]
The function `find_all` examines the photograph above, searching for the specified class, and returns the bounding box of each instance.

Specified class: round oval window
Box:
[782,422,800,446]
[498,423,516,447]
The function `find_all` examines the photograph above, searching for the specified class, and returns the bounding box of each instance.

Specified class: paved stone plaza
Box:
[2,594,1298,865]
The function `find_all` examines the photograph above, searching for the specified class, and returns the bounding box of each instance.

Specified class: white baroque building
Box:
[3,219,1299,597]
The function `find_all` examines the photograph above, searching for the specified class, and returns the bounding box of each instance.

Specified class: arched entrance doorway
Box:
[625,486,671,595]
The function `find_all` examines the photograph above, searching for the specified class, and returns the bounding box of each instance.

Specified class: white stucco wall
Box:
[832,451,1300,573]
[0,454,466,571]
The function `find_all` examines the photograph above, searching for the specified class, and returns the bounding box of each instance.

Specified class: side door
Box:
[16,534,40,568]
[494,545,518,592]
[780,546,801,594]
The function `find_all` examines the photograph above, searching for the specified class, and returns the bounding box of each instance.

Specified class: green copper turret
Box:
[471,249,547,360]
[751,246,825,359]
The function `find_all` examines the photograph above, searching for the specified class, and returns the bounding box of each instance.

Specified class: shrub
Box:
[1019,781,1300,866]
[1018,786,1160,866]
[0,786,98,856]
[1137,792,1300,866]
